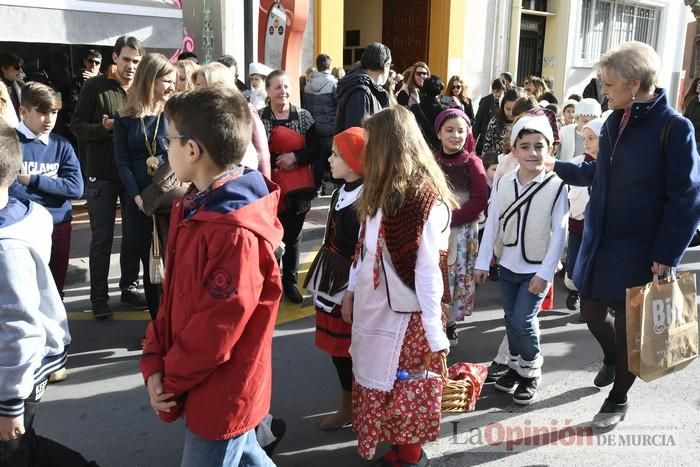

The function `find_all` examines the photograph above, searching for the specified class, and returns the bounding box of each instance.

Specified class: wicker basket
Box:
[422,353,474,413]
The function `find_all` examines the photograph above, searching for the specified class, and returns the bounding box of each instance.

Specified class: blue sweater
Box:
[113,113,169,199]
[554,89,700,302]
[9,131,83,224]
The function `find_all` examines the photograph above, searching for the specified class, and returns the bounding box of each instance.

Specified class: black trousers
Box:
[85,178,141,305]
[277,196,311,283]
[0,380,98,467]
[581,298,636,403]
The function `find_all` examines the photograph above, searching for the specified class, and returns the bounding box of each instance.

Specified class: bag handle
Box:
[423,351,450,382]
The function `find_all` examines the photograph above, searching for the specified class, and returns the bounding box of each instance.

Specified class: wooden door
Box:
[382,0,431,74]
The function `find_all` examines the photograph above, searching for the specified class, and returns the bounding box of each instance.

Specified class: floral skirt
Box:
[352,313,443,460]
[447,222,479,322]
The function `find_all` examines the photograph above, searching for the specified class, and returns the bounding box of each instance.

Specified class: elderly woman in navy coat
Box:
[546,41,700,431]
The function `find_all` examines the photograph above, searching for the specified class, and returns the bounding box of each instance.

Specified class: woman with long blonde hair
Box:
[193,62,236,89]
[114,53,177,321]
[342,105,457,464]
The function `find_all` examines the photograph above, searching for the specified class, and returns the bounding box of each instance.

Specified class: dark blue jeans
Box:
[85,178,141,305]
[499,267,547,378]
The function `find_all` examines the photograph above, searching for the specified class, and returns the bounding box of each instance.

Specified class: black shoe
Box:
[592,398,628,432]
[513,377,540,405]
[92,302,113,320]
[282,280,303,304]
[262,418,286,457]
[446,324,458,347]
[489,264,500,281]
[486,362,510,382]
[120,289,148,310]
[594,364,616,387]
[494,369,521,394]
[566,291,580,310]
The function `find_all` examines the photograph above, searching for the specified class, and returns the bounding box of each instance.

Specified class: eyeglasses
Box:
[453,85,462,90]
[415,71,429,77]
[159,134,193,150]
[13,65,23,71]
[88,59,101,66]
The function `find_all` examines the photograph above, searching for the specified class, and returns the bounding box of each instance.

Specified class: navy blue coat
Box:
[554,89,700,303]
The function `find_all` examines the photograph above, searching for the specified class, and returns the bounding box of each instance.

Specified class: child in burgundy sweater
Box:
[433,108,488,346]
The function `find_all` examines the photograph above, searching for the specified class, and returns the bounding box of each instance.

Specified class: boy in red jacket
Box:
[140,87,283,467]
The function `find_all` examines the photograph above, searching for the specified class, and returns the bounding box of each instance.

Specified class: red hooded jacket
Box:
[140,170,283,440]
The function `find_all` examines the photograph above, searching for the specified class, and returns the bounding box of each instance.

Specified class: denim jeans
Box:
[499,267,546,378]
[85,178,141,305]
[181,428,275,467]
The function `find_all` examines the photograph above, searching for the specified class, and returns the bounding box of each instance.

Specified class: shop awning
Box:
[0,0,183,49]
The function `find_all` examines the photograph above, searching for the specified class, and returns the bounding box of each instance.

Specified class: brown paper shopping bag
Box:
[626,272,698,382]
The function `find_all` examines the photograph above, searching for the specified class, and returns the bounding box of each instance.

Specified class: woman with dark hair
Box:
[409,75,446,151]
[259,69,320,303]
[481,87,524,154]
[683,77,700,145]
[443,75,475,122]
[397,61,430,108]
[547,41,700,431]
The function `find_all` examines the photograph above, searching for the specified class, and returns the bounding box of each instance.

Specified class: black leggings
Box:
[332,356,353,392]
[581,298,635,404]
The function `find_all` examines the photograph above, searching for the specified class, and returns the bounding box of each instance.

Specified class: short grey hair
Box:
[595,41,659,93]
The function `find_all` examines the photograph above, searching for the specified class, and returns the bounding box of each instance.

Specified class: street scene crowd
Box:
[1,32,700,467]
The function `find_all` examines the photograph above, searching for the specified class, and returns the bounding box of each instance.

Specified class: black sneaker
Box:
[282,280,303,304]
[513,377,540,405]
[486,362,510,382]
[92,302,113,320]
[593,364,616,387]
[262,418,286,457]
[446,324,459,347]
[494,369,521,393]
[566,290,580,310]
[120,289,148,310]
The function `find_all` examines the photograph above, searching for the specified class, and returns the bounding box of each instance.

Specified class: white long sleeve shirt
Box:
[475,169,569,282]
[348,204,451,352]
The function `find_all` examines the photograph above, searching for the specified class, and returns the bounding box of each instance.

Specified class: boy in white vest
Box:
[475,115,569,404]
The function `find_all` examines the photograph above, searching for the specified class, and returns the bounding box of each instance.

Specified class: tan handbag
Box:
[626,272,698,382]
[149,216,165,284]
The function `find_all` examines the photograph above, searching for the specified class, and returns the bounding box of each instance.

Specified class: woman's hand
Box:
[528,276,548,295]
[276,152,297,170]
[0,415,24,441]
[341,291,354,324]
[474,269,489,285]
[433,348,449,360]
[651,262,671,276]
[134,195,144,212]
[16,174,30,186]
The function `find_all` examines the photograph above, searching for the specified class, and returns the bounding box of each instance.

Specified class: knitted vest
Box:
[383,186,451,303]
[494,173,565,264]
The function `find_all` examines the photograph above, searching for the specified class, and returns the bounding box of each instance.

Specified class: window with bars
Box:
[578,0,660,63]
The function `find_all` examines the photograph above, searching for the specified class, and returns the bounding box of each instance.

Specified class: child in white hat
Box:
[557,98,602,162]
[475,115,569,405]
[564,116,606,313]
[248,62,273,110]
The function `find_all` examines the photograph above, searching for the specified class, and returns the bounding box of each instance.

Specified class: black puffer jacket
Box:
[334,68,389,133]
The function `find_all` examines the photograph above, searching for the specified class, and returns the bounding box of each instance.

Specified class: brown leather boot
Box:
[319,390,352,430]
